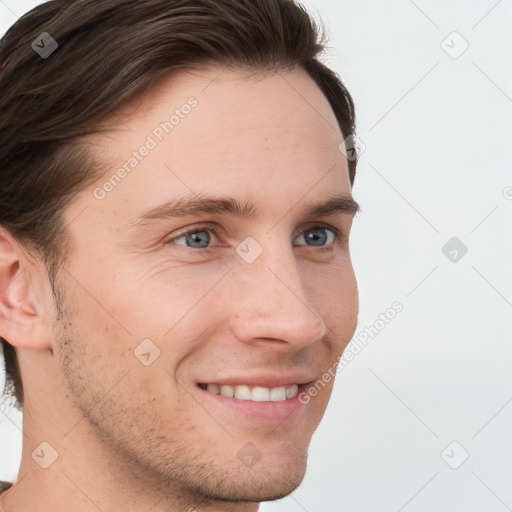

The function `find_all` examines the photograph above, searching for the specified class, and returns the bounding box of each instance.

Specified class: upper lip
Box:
[197,373,315,389]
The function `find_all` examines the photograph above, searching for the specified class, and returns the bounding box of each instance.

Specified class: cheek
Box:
[337,269,359,339]
[55,304,183,437]
[305,258,358,334]
[52,274,143,399]
[98,258,229,342]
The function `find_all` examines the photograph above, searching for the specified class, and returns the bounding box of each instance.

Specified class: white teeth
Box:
[251,386,270,401]
[234,385,252,400]
[203,383,300,401]
[270,386,287,401]
[286,384,299,399]
[219,384,234,398]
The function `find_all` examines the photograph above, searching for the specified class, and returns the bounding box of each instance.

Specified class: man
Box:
[0,0,360,510]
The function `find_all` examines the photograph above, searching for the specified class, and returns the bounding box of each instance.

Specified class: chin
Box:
[192,450,309,503]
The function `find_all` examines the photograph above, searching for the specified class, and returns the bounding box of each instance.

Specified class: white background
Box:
[1,1,511,511]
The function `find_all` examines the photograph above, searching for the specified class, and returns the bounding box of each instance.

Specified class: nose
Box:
[228,243,328,350]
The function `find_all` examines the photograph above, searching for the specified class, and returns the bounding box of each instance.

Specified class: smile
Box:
[198,383,299,402]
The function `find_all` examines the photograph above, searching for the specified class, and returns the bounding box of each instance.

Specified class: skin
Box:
[0,65,359,511]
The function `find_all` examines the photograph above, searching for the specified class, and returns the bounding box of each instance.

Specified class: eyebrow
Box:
[131,192,360,226]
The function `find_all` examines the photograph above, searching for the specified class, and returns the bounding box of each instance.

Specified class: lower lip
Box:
[196,385,309,424]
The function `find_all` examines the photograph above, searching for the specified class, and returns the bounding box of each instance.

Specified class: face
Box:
[51,65,359,502]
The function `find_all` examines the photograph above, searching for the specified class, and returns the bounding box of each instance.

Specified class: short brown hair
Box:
[0,0,359,410]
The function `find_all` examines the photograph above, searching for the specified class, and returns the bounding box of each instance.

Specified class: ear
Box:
[0,227,53,351]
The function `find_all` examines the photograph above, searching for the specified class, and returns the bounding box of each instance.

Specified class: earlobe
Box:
[0,228,52,350]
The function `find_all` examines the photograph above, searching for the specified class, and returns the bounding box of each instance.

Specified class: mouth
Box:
[198,383,300,402]
[195,377,314,424]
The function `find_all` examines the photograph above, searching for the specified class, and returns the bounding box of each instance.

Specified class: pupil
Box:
[187,231,210,248]
[307,229,326,246]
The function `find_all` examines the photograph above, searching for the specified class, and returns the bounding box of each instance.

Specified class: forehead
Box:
[110,64,341,134]
[75,65,351,225]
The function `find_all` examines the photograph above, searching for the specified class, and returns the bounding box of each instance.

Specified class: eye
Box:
[167,223,221,250]
[294,225,341,247]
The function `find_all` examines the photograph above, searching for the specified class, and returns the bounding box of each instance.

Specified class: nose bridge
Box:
[229,237,327,347]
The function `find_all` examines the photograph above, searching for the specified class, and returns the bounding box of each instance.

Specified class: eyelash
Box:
[166,222,344,251]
